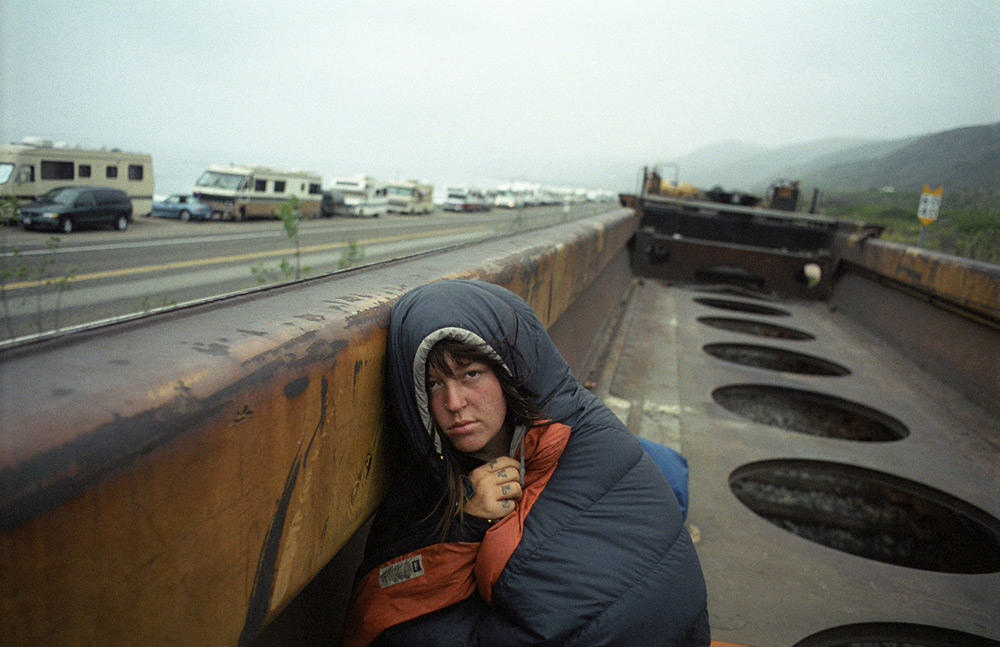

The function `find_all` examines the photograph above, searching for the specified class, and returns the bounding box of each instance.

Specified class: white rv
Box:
[0,137,154,215]
[193,164,322,220]
[331,175,389,217]
[442,186,489,212]
[386,180,434,215]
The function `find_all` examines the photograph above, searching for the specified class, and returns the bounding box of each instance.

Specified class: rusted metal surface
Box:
[636,191,844,229]
[546,246,634,380]
[833,232,1000,325]
[829,270,1000,417]
[0,209,636,645]
[632,229,834,299]
[830,224,1000,414]
[627,193,851,299]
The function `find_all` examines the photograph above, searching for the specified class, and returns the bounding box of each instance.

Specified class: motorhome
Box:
[386,180,433,214]
[0,137,154,215]
[192,164,322,220]
[442,185,490,212]
[330,175,389,217]
[493,189,524,209]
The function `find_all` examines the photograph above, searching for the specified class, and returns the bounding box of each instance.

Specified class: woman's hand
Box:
[461,456,523,520]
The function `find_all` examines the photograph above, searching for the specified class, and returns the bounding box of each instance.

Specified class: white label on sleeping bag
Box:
[379,555,425,588]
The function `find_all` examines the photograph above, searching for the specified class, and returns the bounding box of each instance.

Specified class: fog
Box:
[2,0,998,194]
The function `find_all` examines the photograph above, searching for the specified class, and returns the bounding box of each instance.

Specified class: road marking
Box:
[1,219,439,257]
[3,226,487,291]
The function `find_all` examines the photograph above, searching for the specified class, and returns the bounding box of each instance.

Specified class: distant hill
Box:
[671,122,1000,194]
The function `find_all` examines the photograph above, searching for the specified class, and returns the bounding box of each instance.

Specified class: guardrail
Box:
[0,209,637,645]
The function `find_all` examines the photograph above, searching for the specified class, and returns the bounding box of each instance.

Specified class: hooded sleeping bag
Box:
[344,280,710,646]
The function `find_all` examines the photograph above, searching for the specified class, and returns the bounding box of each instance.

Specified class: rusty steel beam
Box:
[631,229,834,299]
[0,209,637,646]
[834,232,1000,325]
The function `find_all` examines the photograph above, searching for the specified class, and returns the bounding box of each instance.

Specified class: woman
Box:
[344,279,709,646]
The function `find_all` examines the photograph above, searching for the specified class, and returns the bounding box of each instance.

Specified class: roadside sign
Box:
[917,184,943,226]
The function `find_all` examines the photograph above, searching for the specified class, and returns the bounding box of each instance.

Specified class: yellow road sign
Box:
[918,184,943,226]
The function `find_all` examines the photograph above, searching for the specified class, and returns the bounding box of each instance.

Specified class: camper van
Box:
[193,164,322,220]
[442,186,490,212]
[0,137,154,215]
[386,180,434,215]
[330,175,389,217]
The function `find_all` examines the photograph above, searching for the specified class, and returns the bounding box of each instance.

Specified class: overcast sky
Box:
[2,0,998,193]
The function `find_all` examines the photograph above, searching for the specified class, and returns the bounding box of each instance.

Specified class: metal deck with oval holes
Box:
[592,277,1000,646]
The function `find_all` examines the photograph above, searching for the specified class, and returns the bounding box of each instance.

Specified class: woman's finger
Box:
[497,480,522,501]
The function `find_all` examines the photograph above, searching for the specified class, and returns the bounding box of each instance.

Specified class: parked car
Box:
[151,193,213,221]
[320,189,347,217]
[19,186,132,233]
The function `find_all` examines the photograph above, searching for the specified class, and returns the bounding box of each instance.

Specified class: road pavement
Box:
[0,203,612,341]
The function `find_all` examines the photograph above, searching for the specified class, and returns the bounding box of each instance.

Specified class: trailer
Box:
[193,164,322,220]
[0,137,154,215]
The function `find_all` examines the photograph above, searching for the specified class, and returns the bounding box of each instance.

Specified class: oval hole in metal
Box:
[712,384,908,441]
[703,343,849,376]
[694,265,766,291]
[730,459,1000,574]
[792,622,1000,647]
[693,297,790,316]
[697,316,815,341]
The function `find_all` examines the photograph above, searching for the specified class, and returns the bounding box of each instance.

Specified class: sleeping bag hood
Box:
[385,279,627,483]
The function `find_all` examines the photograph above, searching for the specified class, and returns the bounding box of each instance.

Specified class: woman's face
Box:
[427,354,510,460]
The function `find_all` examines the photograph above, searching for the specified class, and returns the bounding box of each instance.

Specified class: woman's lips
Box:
[449,421,476,434]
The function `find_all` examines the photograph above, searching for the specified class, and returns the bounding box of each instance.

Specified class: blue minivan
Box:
[20,186,133,233]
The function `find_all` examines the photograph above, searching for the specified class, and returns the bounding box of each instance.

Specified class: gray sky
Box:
[2,0,999,194]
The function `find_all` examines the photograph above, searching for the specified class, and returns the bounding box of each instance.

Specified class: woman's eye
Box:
[464,370,480,379]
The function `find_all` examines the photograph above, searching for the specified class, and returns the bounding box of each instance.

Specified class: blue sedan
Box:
[151,194,213,221]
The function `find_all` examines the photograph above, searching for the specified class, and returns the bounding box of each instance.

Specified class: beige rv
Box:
[386,180,434,214]
[192,164,322,220]
[0,137,154,215]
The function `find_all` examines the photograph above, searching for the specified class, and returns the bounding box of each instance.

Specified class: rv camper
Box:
[442,185,490,212]
[0,137,154,215]
[330,175,389,217]
[386,180,433,214]
[192,164,322,220]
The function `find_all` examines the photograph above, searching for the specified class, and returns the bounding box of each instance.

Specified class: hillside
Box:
[672,122,1000,195]
[803,123,1000,191]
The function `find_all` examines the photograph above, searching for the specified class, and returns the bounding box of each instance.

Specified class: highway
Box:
[0,203,614,342]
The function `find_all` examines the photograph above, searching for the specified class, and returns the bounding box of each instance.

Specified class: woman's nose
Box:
[443,383,466,411]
